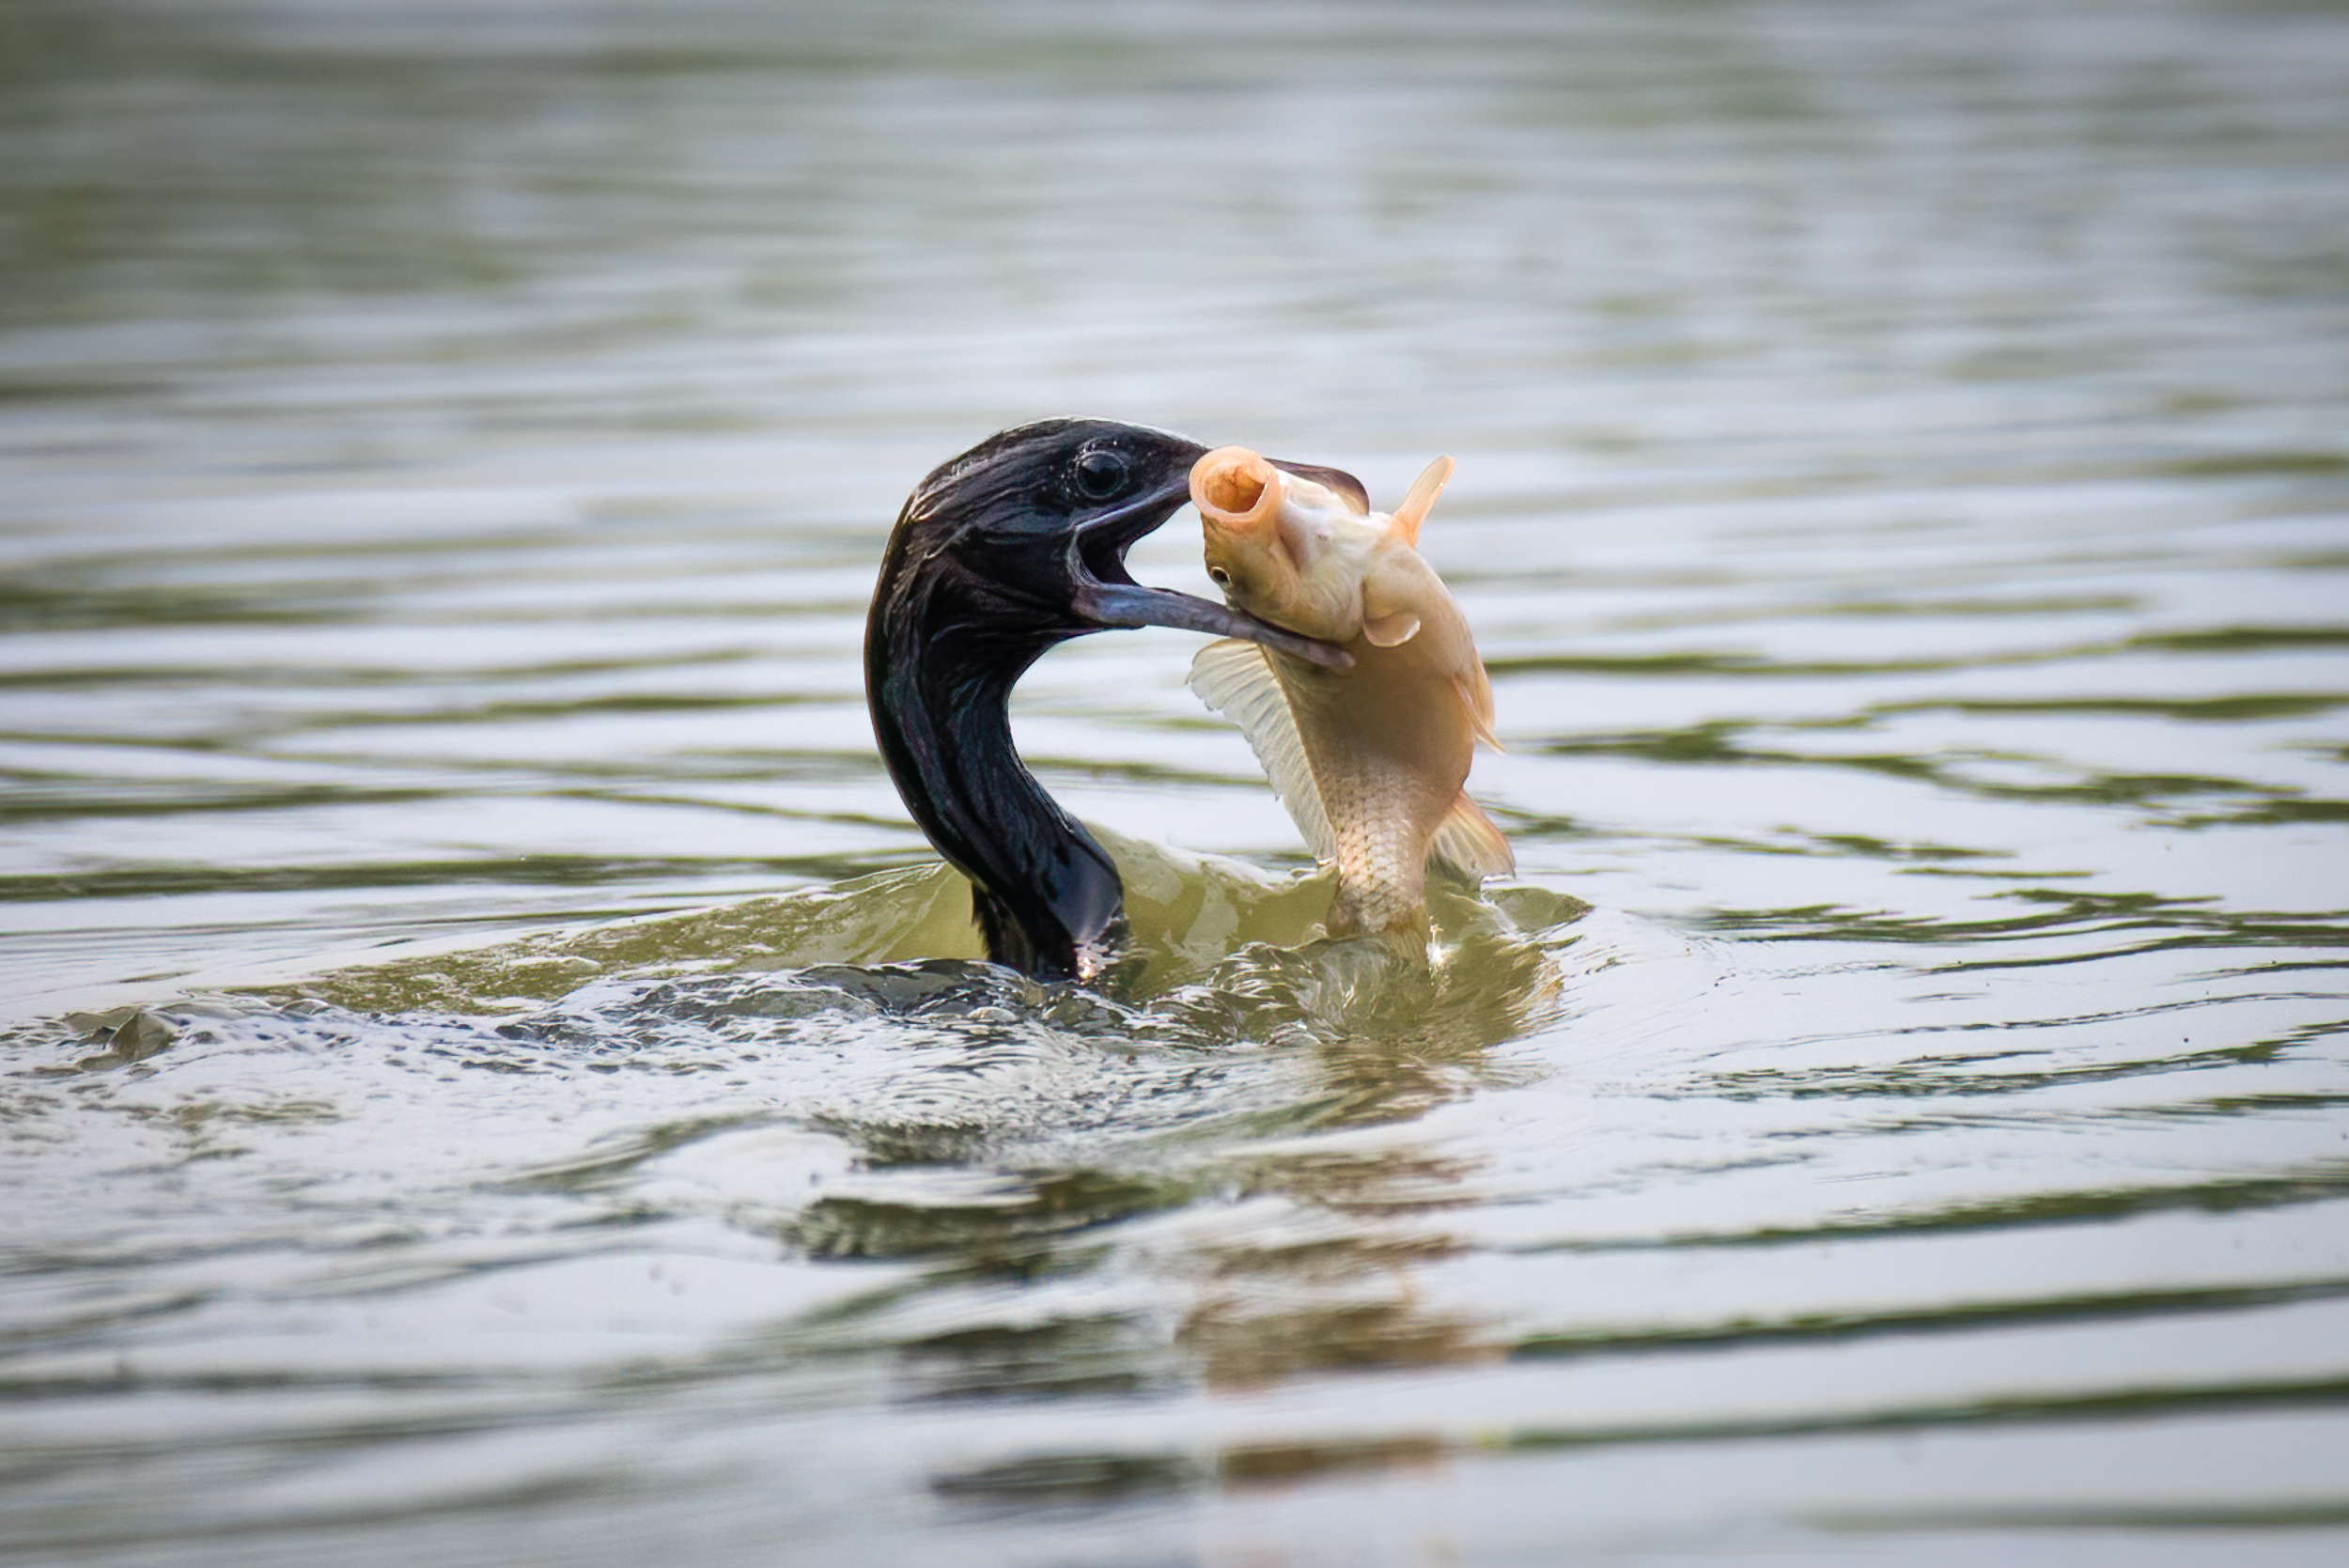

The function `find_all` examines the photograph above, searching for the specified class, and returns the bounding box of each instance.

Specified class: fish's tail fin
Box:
[1428,792,1514,883]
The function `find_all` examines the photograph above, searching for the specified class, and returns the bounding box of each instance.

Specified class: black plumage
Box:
[864,419,1348,980]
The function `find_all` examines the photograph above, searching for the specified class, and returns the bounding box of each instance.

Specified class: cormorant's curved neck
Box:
[861,419,1325,981]
[866,615,1124,981]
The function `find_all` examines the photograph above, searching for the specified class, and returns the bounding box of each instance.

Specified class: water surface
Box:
[5,2,2348,1563]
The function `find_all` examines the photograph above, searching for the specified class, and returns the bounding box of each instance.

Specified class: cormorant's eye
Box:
[1071,447,1131,502]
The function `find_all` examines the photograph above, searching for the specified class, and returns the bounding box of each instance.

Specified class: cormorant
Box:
[864,418,1357,981]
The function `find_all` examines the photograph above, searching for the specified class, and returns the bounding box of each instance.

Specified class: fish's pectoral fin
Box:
[1362,547,1449,646]
[1389,455,1455,547]
[1188,638,1338,862]
[1428,791,1515,882]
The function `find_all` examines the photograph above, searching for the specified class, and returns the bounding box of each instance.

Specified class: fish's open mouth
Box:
[1196,456,1275,521]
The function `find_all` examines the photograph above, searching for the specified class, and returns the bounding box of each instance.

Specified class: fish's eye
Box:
[1071,447,1131,502]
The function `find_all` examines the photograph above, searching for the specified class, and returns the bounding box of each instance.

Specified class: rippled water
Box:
[6,1,2349,1562]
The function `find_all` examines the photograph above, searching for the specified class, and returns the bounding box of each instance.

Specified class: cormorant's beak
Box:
[1265,457,1371,516]
[1066,474,1354,670]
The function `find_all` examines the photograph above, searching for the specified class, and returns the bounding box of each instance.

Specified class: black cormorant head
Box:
[870,417,1355,666]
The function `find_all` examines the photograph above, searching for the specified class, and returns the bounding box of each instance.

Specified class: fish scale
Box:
[1323,737,1427,936]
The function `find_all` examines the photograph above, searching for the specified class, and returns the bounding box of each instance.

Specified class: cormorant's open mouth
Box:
[1067,474,1354,669]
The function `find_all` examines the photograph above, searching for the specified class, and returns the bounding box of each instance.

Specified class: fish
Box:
[1186,444,1513,939]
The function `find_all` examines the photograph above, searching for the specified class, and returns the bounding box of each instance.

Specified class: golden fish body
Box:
[1189,446,1512,939]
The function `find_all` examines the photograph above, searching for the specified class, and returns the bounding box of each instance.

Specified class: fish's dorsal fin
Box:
[1389,455,1455,547]
[1188,638,1337,862]
[1428,791,1515,881]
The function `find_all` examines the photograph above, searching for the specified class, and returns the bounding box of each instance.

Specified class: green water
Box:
[4,2,2348,1563]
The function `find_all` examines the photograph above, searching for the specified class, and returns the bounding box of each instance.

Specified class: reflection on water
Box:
[5,0,2349,1563]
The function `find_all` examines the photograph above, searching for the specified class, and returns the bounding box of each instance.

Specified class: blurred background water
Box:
[4,1,2348,1563]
